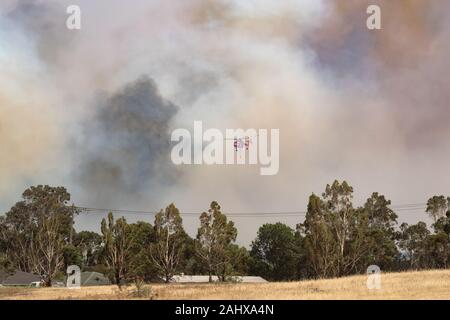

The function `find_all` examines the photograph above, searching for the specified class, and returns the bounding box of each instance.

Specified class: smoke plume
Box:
[77,76,179,206]
[1,0,450,244]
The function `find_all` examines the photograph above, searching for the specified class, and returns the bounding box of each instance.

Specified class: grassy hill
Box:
[1,269,450,300]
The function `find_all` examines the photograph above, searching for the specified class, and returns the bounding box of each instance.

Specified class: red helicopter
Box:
[233,136,251,152]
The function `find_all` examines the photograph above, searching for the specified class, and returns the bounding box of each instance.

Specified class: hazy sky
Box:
[1,0,449,245]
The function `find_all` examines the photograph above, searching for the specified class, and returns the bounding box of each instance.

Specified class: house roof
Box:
[81,271,110,286]
[2,271,42,286]
[235,276,268,283]
[171,275,268,283]
[0,270,10,283]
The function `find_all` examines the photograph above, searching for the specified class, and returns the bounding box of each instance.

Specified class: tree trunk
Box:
[43,276,52,287]
[165,271,170,283]
[115,271,122,289]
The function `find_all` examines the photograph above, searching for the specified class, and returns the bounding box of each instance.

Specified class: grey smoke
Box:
[5,0,75,65]
[2,0,450,246]
[77,76,179,207]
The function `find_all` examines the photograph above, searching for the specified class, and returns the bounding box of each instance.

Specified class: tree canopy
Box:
[1,183,449,285]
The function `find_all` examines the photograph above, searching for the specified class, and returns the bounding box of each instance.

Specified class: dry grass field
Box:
[1,269,450,300]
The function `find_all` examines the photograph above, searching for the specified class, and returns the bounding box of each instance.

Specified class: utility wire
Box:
[73,203,429,218]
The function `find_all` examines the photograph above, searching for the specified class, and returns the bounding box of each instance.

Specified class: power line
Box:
[73,203,429,218]
[76,207,307,217]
